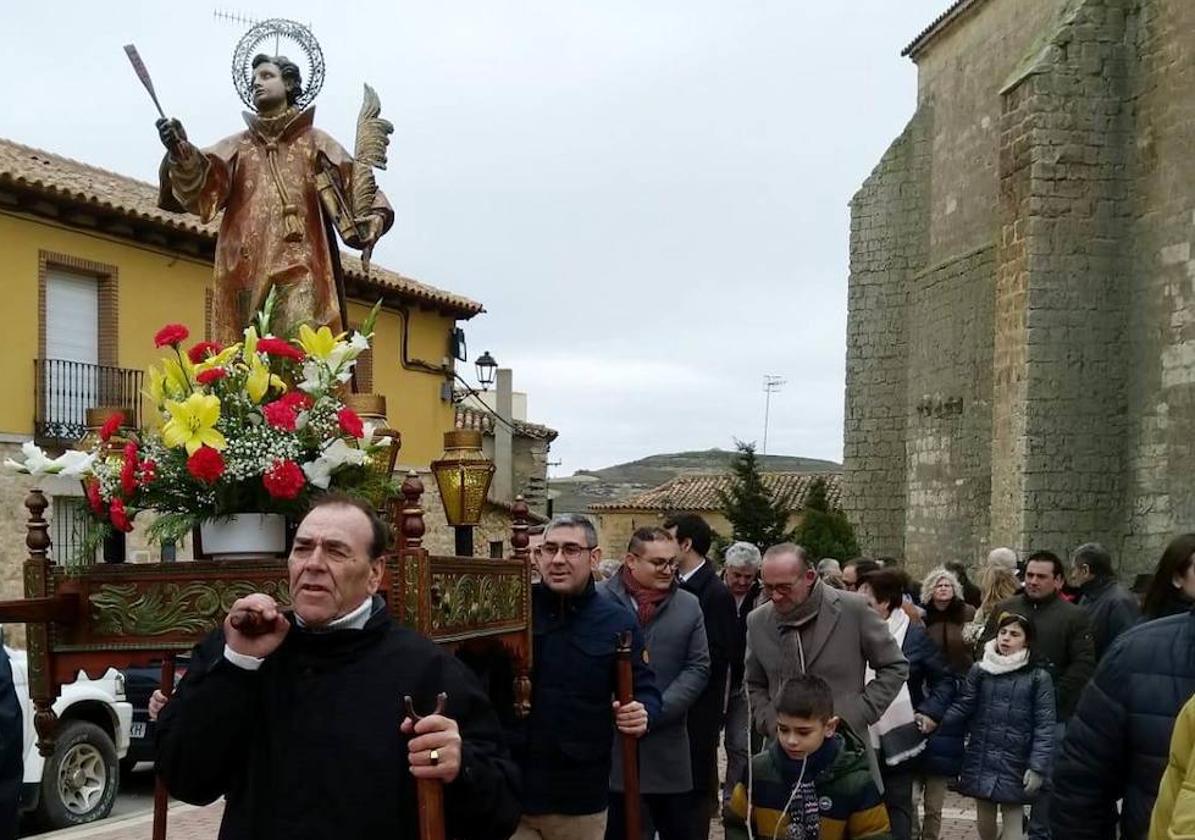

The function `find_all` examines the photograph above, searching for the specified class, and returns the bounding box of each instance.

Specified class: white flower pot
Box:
[196,513,287,560]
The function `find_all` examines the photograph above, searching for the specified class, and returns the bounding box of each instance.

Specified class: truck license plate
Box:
[130,722,146,738]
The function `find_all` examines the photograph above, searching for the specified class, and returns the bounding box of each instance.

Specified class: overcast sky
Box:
[2,1,945,475]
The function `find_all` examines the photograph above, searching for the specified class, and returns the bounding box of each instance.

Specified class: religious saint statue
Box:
[156,50,393,344]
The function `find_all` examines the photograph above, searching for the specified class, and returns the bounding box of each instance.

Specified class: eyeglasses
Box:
[631,554,677,571]
[534,543,594,561]
[761,582,797,597]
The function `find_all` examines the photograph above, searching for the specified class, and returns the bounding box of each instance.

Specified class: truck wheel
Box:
[34,720,119,829]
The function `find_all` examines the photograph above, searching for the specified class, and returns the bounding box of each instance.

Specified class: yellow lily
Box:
[161,356,192,398]
[193,343,242,376]
[162,393,226,455]
[243,326,259,357]
[297,324,345,360]
[245,353,287,403]
[145,365,166,407]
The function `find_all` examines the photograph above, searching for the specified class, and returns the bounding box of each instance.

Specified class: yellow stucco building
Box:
[0,136,485,577]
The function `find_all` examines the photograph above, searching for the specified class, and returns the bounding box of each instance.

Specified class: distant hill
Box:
[549,448,841,515]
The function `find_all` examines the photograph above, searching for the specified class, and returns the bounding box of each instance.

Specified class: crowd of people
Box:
[516,518,1195,840]
[131,497,1195,840]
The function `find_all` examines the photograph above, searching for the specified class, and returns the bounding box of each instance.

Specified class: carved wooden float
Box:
[0,471,533,758]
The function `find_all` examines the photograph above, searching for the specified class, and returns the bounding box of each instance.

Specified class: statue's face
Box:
[252,61,289,112]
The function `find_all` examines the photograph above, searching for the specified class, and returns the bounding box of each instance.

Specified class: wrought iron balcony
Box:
[34,359,144,444]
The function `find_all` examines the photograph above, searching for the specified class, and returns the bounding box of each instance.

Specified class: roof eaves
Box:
[901,0,988,59]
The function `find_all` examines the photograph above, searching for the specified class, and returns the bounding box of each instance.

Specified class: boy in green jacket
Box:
[725,674,892,840]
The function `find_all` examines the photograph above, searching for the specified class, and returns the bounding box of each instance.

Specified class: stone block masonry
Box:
[844,0,1195,576]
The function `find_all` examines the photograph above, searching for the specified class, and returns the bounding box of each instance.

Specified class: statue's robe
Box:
[158,107,393,344]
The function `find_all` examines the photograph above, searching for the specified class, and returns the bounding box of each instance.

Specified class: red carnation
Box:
[154,323,190,348]
[99,411,125,442]
[337,407,365,439]
[263,459,306,500]
[120,442,139,497]
[109,498,133,533]
[280,391,313,411]
[186,341,222,364]
[138,459,157,487]
[186,446,226,484]
[84,479,106,517]
[196,368,227,386]
[255,338,304,361]
[261,399,298,431]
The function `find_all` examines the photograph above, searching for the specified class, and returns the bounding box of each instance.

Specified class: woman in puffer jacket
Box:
[916,568,976,840]
[1149,692,1195,840]
[929,613,1055,840]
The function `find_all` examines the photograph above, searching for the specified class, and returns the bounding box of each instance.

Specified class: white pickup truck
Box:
[7,647,133,830]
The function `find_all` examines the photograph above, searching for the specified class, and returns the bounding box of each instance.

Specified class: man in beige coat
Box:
[743,543,909,785]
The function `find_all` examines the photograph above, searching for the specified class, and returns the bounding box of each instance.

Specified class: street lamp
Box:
[475,351,498,390]
[430,429,496,557]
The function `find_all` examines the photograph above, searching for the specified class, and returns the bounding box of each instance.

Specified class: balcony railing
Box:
[34,359,144,444]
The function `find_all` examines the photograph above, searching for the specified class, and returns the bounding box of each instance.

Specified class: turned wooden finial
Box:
[25,489,50,560]
[511,495,530,561]
[400,470,425,550]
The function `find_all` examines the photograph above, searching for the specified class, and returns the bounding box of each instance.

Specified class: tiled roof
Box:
[902,0,988,58]
[589,471,842,513]
[454,405,559,442]
[0,136,482,318]
[486,495,549,524]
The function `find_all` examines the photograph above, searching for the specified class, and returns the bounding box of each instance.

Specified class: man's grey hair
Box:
[723,541,762,570]
[1071,542,1114,578]
[544,513,598,549]
[817,558,842,576]
[987,547,1018,573]
[762,542,811,571]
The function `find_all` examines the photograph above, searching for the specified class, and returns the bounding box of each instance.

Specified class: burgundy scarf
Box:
[620,565,671,626]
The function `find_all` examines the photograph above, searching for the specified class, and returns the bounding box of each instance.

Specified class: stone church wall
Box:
[1121,0,1195,569]
[847,0,1195,575]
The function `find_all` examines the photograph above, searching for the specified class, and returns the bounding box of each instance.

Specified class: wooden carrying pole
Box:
[404,693,448,840]
[151,654,177,840]
[615,630,642,840]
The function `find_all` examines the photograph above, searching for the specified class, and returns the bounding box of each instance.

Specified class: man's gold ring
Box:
[429,749,440,767]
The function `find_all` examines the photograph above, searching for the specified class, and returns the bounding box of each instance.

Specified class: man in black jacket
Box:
[1051,608,1195,840]
[664,513,737,840]
[1068,543,1140,661]
[984,550,1095,840]
[156,495,521,840]
[511,514,662,840]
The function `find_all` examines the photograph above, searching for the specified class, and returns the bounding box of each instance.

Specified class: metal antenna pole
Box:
[762,375,786,455]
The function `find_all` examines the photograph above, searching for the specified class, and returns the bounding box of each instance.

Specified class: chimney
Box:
[494,368,514,502]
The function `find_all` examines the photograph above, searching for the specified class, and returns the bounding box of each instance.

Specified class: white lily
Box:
[55,450,97,477]
[302,438,369,489]
[360,422,393,446]
[4,442,96,476]
[326,332,369,372]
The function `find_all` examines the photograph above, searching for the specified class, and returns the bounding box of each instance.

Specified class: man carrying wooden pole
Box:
[508,514,661,840]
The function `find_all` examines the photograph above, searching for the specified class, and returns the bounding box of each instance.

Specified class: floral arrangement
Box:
[8,294,396,555]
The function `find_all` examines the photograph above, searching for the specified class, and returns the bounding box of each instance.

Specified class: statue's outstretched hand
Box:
[155,118,188,153]
[357,214,385,248]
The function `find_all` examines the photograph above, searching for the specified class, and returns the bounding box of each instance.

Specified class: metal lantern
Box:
[343,394,402,511]
[430,429,495,527]
[474,351,498,390]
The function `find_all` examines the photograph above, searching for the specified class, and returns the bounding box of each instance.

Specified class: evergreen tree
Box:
[792,475,860,561]
[716,440,795,551]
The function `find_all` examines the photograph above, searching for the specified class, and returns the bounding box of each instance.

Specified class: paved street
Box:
[27,787,981,839]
